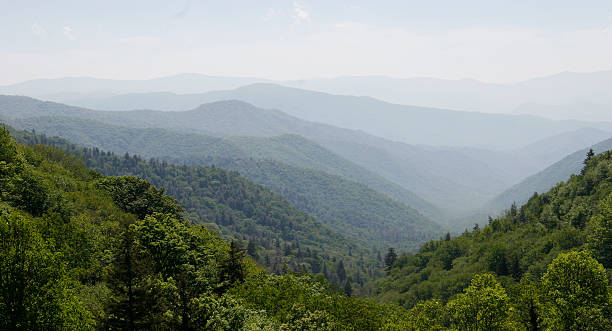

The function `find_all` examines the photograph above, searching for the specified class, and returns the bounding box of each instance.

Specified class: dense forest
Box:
[0,126,419,330]
[169,156,439,251]
[373,149,612,329]
[2,121,612,329]
[0,98,442,220]
[7,115,442,242]
[10,128,392,291]
[3,94,570,219]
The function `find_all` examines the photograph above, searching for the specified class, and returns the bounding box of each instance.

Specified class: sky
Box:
[1,0,612,85]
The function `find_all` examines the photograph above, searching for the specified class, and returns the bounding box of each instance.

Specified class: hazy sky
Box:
[2,0,612,85]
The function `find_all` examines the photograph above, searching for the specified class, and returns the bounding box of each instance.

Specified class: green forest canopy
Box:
[1,126,610,330]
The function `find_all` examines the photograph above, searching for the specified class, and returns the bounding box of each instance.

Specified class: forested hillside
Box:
[170,156,440,251]
[10,128,400,289]
[1,94,564,217]
[372,150,612,329]
[7,120,442,253]
[0,126,419,330]
[2,113,611,330]
[5,114,441,218]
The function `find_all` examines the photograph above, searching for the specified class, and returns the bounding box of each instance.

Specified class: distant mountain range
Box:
[0,95,545,216]
[1,93,609,222]
[0,73,268,98]
[286,71,612,121]
[46,83,612,150]
[3,70,612,121]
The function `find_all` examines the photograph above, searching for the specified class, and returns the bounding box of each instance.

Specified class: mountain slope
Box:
[7,118,442,251]
[373,148,612,314]
[0,95,546,215]
[11,95,610,216]
[511,128,611,169]
[8,127,382,282]
[5,95,516,216]
[176,157,441,251]
[0,126,414,330]
[6,115,439,215]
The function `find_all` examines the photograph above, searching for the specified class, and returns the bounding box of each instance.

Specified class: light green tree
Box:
[447,273,509,331]
[0,211,92,330]
[541,251,611,330]
[405,299,448,330]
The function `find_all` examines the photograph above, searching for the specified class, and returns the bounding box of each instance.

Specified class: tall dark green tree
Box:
[581,148,596,174]
[104,226,149,331]
[218,240,247,293]
[384,247,398,274]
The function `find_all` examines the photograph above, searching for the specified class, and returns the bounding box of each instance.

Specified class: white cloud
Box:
[292,2,310,24]
[63,26,77,40]
[31,23,46,36]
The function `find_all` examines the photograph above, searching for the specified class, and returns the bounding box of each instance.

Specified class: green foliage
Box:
[192,157,441,252]
[541,251,611,330]
[218,240,247,293]
[372,150,612,330]
[384,247,397,274]
[11,129,383,289]
[1,130,415,329]
[0,210,93,330]
[231,272,409,330]
[375,150,612,310]
[588,192,612,268]
[509,278,543,331]
[97,176,183,220]
[8,113,442,224]
[446,273,509,331]
[0,126,50,216]
[404,300,448,330]
[4,119,612,329]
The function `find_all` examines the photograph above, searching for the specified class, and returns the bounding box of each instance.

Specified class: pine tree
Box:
[384,247,398,274]
[218,240,246,293]
[105,228,148,330]
[581,148,596,174]
[584,148,595,164]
